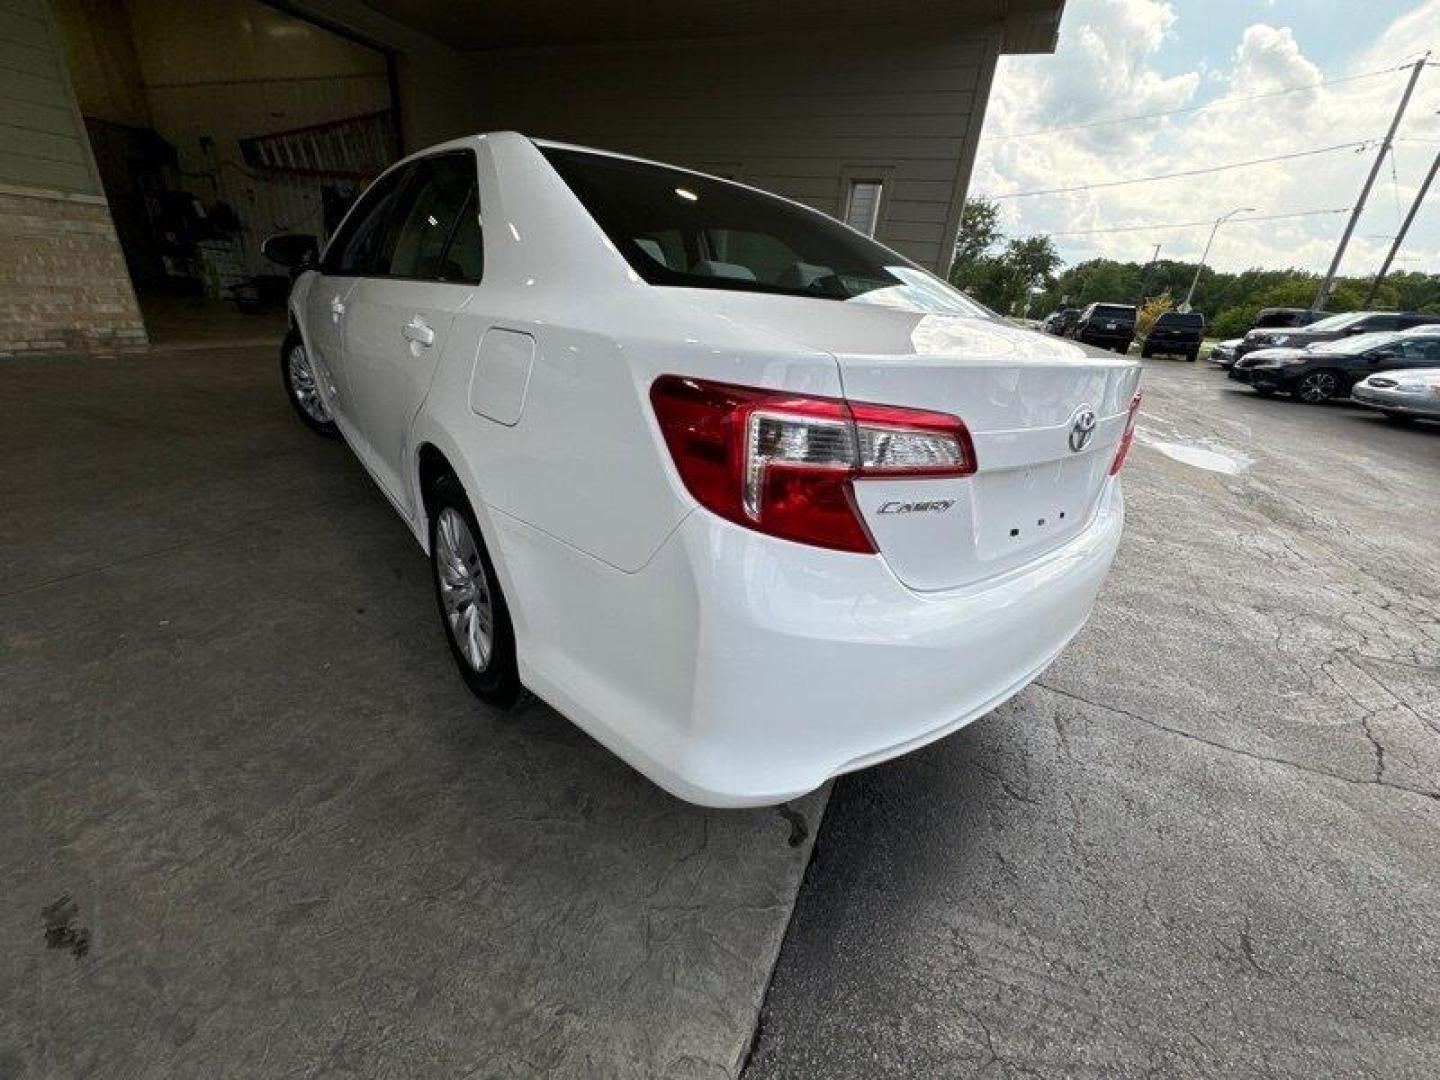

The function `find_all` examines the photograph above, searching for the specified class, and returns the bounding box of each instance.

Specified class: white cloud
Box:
[973,0,1440,278]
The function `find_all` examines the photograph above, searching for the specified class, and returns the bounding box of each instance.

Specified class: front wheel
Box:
[281,331,338,438]
[1294,369,1346,404]
[428,475,521,708]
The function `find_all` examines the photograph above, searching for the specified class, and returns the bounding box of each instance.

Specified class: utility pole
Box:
[1364,143,1440,306]
[1136,243,1161,307]
[1182,208,1253,311]
[1313,53,1430,312]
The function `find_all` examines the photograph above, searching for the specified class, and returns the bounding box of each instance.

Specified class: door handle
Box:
[402,316,435,347]
[330,296,346,322]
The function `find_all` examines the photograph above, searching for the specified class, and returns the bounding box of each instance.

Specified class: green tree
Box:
[948,197,1002,285]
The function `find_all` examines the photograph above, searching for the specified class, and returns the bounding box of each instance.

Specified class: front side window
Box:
[539,145,989,317]
[1399,337,1440,361]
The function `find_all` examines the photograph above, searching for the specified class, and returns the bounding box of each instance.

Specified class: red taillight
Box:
[1110,392,1142,475]
[650,376,976,553]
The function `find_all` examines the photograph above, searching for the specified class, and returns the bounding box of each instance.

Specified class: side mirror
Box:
[262,233,319,271]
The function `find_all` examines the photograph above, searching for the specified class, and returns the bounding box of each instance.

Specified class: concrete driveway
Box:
[0,345,821,1079]
[5,347,1437,1079]
[748,362,1440,1078]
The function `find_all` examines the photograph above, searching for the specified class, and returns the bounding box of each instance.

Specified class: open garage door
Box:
[51,0,400,345]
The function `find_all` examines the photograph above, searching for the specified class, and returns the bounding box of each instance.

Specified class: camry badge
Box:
[1068,407,1097,453]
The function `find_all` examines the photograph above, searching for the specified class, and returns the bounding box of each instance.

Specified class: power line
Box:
[980,66,1402,142]
[1046,207,1353,238]
[986,140,1375,199]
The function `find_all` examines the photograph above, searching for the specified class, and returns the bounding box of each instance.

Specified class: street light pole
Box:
[1182,208,1254,311]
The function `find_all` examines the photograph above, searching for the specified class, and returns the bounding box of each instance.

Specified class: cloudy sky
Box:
[974,0,1440,274]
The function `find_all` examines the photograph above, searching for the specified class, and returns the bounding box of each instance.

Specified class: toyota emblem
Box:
[1068,407,1097,453]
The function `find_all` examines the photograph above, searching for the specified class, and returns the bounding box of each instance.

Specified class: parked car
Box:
[1208,338,1244,368]
[1070,302,1137,353]
[1352,368,1440,423]
[1042,307,1080,336]
[1232,310,1440,363]
[1229,329,1440,402]
[1140,310,1205,361]
[264,132,1142,807]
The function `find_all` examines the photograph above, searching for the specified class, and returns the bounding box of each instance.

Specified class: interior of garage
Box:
[51,0,399,343]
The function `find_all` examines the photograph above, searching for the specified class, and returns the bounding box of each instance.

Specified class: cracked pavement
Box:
[747,361,1440,1079]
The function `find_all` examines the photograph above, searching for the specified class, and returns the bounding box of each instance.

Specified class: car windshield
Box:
[1311,332,1398,353]
[1302,312,1366,333]
[539,145,992,316]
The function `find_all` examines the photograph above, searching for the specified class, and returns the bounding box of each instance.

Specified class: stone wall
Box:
[0,187,147,356]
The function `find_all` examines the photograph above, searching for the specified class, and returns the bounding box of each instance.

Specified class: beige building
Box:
[1,0,1065,354]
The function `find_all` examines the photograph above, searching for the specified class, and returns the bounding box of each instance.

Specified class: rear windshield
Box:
[1156,312,1204,328]
[539,145,991,316]
[1089,304,1136,319]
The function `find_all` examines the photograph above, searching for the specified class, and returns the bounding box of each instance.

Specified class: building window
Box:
[844,180,883,236]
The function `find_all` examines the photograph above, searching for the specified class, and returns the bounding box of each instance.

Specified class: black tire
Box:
[1383,412,1416,425]
[1187,350,1199,363]
[1293,368,1347,405]
[427,473,521,708]
[1140,345,1153,358]
[280,330,339,438]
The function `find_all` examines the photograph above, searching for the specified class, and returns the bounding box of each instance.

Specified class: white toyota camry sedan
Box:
[265,132,1141,807]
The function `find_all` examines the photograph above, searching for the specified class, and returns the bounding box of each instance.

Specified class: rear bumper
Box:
[1142,336,1201,353]
[1079,331,1132,348]
[502,481,1125,807]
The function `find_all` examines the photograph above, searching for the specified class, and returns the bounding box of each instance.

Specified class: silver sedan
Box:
[1351,368,1440,422]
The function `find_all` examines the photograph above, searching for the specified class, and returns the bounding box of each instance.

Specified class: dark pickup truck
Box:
[1070,302,1136,353]
[1140,310,1205,361]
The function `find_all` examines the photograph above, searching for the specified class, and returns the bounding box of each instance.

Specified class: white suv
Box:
[267,132,1141,807]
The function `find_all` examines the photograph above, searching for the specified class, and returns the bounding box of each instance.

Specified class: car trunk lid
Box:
[671,290,1142,590]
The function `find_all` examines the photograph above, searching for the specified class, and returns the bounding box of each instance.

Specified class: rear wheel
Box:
[1383,412,1416,425]
[1187,349,1199,363]
[428,474,521,708]
[1294,369,1345,404]
[1140,345,1153,358]
[280,331,338,438]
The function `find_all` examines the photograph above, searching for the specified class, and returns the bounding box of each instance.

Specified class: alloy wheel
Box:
[1298,371,1338,403]
[288,343,332,423]
[435,507,494,673]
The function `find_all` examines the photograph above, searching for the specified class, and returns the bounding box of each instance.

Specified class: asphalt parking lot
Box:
[748,360,1440,1078]
[3,349,1437,1079]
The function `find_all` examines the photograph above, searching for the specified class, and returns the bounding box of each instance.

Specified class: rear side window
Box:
[383,152,482,283]
[538,145,989,316]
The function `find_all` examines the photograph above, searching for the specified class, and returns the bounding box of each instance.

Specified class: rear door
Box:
[343,151,482,506]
